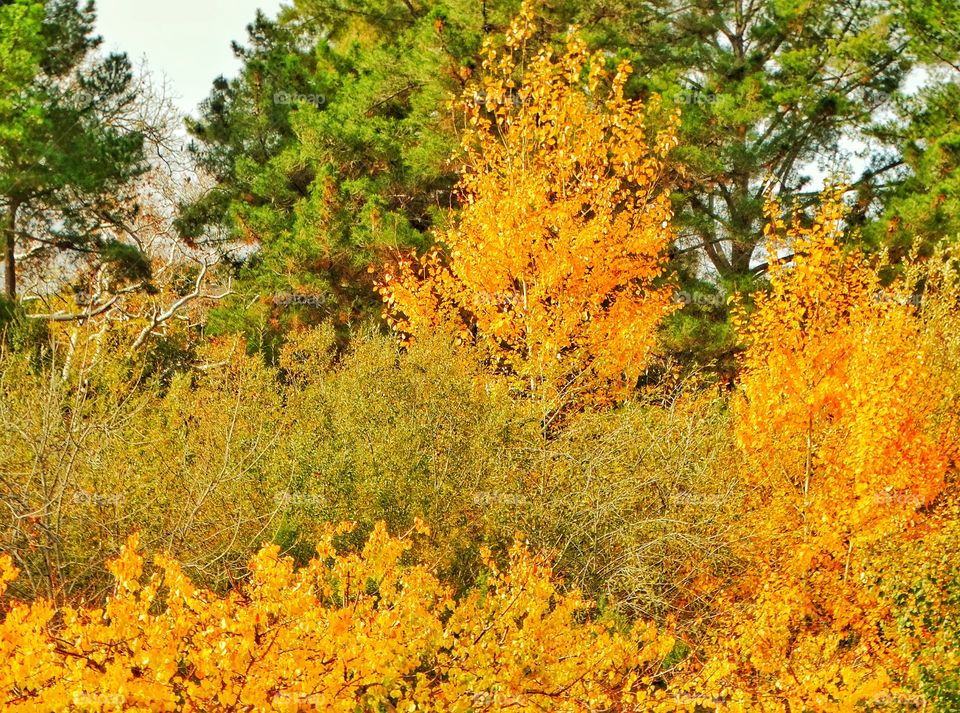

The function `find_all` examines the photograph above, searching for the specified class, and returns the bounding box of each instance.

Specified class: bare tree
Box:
[19,66,235,364]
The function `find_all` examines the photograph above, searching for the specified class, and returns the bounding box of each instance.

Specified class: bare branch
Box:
[127,261,232,353]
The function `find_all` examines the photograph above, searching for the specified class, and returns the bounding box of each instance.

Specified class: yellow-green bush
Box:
[0,324,738,626]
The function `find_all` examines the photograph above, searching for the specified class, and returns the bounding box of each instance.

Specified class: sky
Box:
[95,0,286,116]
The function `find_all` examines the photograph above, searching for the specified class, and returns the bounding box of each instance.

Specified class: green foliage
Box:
[178,0,933,369]
[180,2,522,347]
[0,0,147,299]
[272,327,527,586]
[0,296,47,354]
[865,82,960,259]
[898,0,960,65]
[0,1,43,118]
[660,276,740,377]
[862,2,960,262]
[872,505,960,711]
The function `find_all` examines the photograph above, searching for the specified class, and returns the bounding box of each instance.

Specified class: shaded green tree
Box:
[178,1,521,354]
[864,82,960,260]
[860,0,960,259]
[0,0,147,300]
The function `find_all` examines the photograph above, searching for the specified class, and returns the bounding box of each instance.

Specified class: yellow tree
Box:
[378,5,679,418]
[697,192,952,709]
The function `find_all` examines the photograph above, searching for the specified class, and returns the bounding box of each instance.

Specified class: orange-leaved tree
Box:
[377,4,679,419]
[0,522,682,712]
[695,191,952,709]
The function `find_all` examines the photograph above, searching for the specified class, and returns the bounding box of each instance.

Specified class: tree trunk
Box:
[730,240,755,277]
[4,200,19,300]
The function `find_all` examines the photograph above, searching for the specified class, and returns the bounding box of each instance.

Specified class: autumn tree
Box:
[694,191,952,709]
[379,8,679,419]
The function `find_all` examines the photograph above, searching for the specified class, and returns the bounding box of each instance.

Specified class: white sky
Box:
[95,0,286,116]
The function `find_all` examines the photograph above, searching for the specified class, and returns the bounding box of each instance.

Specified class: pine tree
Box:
[176,1,514,351]
[0,0,147,300]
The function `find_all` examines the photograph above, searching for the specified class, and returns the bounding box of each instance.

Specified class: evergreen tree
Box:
[545,0,910,283]
[0,0,147,300]
[861,0,960,258]
[177,1,519,351]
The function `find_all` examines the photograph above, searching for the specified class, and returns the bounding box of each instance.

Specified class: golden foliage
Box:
[737,192,947,545]
[0,523,683,712]
[694,191,954,710]
[378,5,679,413]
